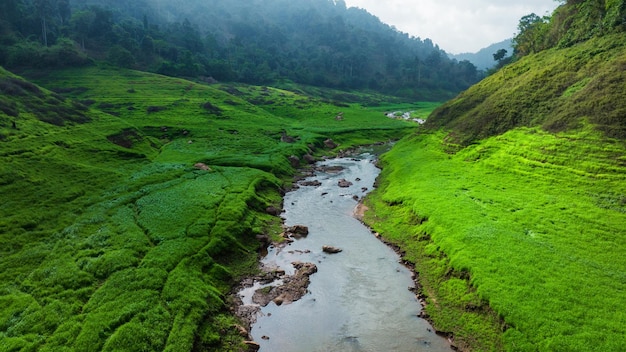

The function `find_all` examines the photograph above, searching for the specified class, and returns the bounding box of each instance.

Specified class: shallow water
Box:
[243,153,452,352]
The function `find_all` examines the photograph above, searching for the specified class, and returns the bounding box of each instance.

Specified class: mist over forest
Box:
[0,0,481,100]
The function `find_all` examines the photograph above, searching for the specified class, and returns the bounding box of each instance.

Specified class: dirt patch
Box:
[107,129,142,148]
[353,202,368,221]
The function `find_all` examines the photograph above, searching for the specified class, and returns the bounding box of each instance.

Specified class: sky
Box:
[342,0,561,54]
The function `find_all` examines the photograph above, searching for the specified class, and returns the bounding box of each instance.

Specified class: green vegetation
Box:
[0,65,416,351]
[428,32,626,145]
[3,1,626,351]
[366,127,626,351]
[513,0,626,56]
[365,1,626,350]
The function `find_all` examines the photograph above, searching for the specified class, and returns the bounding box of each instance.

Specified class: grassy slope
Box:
[428,33,626,145]
[364,30,626,352]
[0,66,415,351]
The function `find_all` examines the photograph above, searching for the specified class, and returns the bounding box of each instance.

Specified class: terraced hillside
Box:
[366,127,625,351]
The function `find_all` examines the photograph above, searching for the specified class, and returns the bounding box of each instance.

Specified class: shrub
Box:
[147,106,167,113]
[107,45,136,68]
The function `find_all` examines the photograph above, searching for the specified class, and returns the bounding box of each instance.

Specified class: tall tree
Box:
[0,0,22,27]
[58,0,71,26]
[513,13,549,56]
[34,0,55,46]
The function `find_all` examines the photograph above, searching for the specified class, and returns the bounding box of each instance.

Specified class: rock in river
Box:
[300,180,322,187]
[338,178,353,188]
[252,261,318,307]
[285,225,309,237]
[322,245,343,254]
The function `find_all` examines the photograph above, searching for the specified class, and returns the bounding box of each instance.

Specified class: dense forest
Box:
[0,0,480,100]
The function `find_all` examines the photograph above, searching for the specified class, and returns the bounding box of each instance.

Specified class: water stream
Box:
[239,152,453,352]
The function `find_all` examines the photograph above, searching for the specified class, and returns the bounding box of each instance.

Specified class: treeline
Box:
[513,0,626,56]
[0,0,480,99]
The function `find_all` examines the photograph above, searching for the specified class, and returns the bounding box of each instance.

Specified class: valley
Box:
[1,0,626,351]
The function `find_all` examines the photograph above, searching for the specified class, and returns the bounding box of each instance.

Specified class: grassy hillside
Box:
[0,66,416,351]
[427,32,626,145]
[366,127,625,351]
[364,3,626,351]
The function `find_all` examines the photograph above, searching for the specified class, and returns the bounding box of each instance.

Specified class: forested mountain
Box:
[0,0,480,99]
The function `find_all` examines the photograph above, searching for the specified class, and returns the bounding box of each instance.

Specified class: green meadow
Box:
[365,126,626,351]
[0,66,416,351]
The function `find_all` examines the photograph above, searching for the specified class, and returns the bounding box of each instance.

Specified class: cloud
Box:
[343,0,559,53]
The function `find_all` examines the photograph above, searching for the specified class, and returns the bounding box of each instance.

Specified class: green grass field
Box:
[0,66,417,351]
[364,126,626,351]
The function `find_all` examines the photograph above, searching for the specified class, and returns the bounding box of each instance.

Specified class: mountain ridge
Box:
[448,39,513,70]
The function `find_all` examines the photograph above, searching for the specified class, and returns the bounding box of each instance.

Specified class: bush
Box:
[0,97,19,117]
[108,45,136,68]
[5,40,92,69]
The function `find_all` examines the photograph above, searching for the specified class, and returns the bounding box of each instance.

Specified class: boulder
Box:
[286,225,309,236]
[322,245,343,254]
[321,165,344,174]
[324,138,338,149]
[193,162,210,171]
[244,341,260,351]
[252,262,317,307]
[303,154,316,164]
[300,180,322,187]
[273,295,285,306]
[338,179,353,188]
[233,324,249,337]
[265,206,281,216]
[288,155,300,167]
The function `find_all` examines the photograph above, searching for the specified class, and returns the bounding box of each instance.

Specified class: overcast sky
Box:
[342,0,560,54]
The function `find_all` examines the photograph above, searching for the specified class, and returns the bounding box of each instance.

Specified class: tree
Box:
[34,0,55,46]
[493,48,508,62]
[0,0,21,27]
[513,13,550,56]
[108,45,135,68]
[71,10,95,50]
[58,0,71,26]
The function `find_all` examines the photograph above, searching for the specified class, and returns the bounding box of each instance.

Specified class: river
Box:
[238,152,453,352]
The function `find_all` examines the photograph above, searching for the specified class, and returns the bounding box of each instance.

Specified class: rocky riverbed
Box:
[234,153,453,352]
